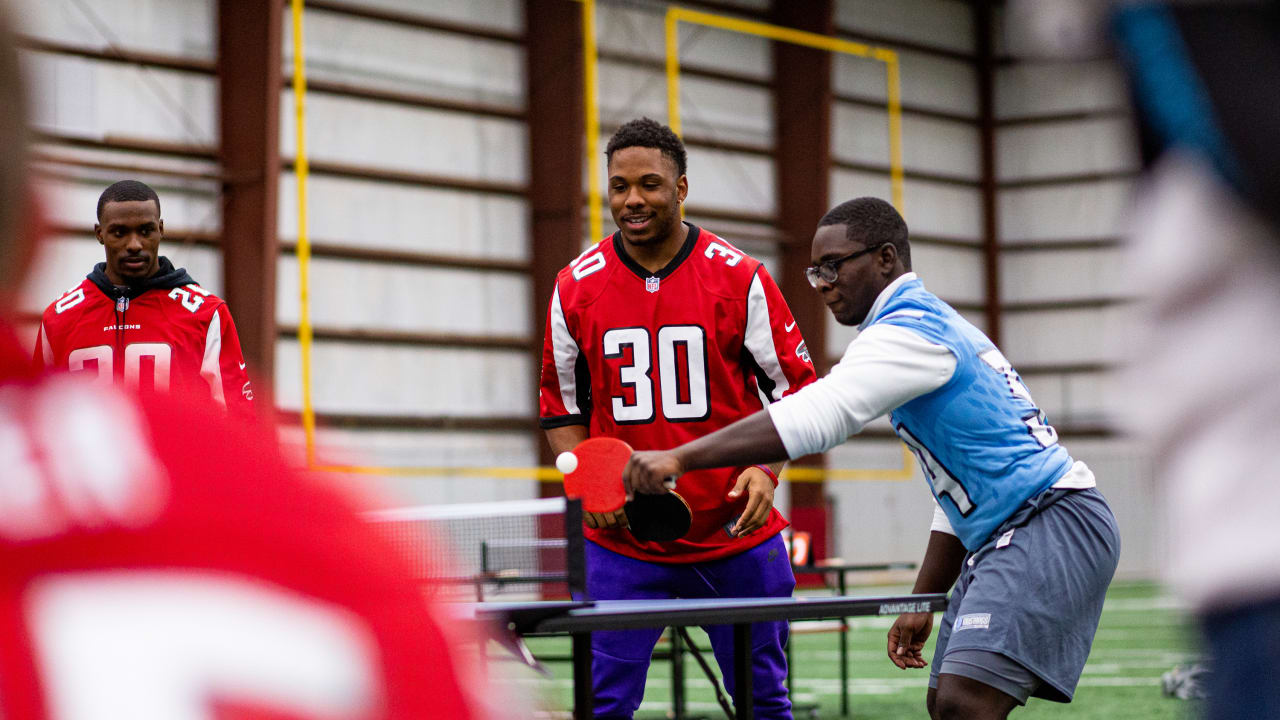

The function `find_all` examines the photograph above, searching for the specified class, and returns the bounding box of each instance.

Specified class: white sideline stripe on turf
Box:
[794,650,899,662]
[836,617,897,630]
[790,619,844,632]
[1097,613,1193,629]
[498,677,932,694]
[1102,595,1188,612]
[1096,629,1187,641]
[789,648,1195,667]
[1077,677,1162,687]
[1084,662,1181,674]
[501,675,1165,692]
[1088,648,1198,658]
[498,675,1164,698]
[792,678,929,693]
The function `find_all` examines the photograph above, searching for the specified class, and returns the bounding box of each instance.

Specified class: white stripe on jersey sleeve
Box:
[549,287,582,415]
[201,308,227,408]
[743,272,790,402]
[39,323,52,367]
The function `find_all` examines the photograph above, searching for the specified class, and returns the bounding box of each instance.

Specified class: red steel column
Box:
[771,0,834,562]
[526,1,585,496]
[975,0,1001,345]
[218,0,282,402]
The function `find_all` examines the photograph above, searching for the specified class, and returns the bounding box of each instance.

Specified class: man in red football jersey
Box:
[33,180,253,417]
[539,117,818,719]
[0,8,489,717]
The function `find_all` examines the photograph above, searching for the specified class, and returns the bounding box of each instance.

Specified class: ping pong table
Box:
[473,592,948,720]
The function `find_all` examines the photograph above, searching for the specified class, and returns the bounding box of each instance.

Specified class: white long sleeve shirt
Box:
[767,273,1094,538]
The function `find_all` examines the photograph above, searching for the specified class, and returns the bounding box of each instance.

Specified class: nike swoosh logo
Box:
[239,362,246,370]
[784,321,796,332]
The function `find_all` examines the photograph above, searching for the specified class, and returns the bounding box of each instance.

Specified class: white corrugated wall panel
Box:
[26,54,216,145]
[911,245,984,304]
[276,256,530,337]
[837,0,974,54]
[834,104,980,179]
[832,169,983,240]
[998,180,1133,242]
[1000,305,1135,367]
[327,0,521,34]
[280,92,527,184]
[835,49,976,118]
[998,118,1139,180]
[1001,247,1129,303]
[597,61,773,145]
[684,147,776,216]
[275,340,530,417]
[277,174,528,260]
[19,0,215,58]
[596,4,771,80]
[288,12,524,108]
[995,59,1128,118]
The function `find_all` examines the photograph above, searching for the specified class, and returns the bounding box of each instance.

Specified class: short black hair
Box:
[818,197,911,271]
[605,117,687,178]
[97,180,160,221]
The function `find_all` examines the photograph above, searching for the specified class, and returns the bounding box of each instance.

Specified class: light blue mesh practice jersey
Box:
[873,278,1073,550]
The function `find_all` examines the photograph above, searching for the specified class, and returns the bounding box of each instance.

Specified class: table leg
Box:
[839,617,849,717]
[734,623,753,720]
[839,571,849,717]
[572,632,594,720]
[671,626,686,720]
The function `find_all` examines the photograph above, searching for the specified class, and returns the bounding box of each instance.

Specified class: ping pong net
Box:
[365,496,586,601]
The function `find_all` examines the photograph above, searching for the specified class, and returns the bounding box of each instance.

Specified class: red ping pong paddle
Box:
[560,437,692,542]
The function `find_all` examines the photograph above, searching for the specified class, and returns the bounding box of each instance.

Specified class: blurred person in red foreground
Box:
[0,7,489,719]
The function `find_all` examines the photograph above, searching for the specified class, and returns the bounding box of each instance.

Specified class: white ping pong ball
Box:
[556,451,578,474]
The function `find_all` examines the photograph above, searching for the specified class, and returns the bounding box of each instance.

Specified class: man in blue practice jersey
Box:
[624,197,1120,720]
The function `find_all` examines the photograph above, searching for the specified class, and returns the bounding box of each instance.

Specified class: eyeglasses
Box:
[804,243,888,288]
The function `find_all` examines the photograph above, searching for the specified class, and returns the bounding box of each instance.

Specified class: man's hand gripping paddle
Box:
[559,437,691,542]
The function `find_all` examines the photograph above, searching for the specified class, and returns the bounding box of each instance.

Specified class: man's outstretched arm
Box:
[624,323,958,495]
[624,408,789,495]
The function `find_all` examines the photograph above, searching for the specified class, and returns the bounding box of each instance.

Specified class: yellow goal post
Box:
[656,4,912,482]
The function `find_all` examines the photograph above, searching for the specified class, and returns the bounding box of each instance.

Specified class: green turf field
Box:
[501,580,1201,718]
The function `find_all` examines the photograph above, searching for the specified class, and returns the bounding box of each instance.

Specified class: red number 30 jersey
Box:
[33,264,253,418]
[540,226,817,563]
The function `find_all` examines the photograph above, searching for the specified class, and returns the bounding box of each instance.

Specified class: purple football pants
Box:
[584,535,795,719]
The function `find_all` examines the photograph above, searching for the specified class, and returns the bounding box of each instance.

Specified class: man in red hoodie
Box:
[33,180,254,417]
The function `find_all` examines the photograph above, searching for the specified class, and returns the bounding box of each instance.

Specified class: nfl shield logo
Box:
[645,276,660,293]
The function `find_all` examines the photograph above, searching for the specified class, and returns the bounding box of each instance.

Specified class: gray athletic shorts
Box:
[928,487,1120,703]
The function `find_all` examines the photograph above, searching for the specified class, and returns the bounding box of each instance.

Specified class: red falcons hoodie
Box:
[33,257,253,417]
